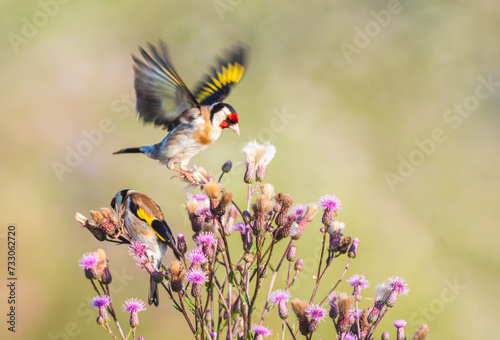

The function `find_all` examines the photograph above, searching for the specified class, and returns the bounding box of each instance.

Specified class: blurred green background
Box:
[1,0,499,339]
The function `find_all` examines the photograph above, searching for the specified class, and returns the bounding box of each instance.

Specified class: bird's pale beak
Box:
[229,123,240,136]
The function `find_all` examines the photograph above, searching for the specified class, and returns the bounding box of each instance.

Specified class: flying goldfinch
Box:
[114,41,248,181]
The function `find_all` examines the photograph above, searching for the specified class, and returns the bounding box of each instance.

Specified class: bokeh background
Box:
[1,0,499,339]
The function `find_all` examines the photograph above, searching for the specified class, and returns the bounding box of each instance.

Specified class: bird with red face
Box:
[114,41,248,181]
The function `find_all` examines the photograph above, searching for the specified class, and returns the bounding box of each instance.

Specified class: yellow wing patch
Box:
[195,61,245,104]
[217,62,244,85]
[135,208,166,242]
[136,208,154,226]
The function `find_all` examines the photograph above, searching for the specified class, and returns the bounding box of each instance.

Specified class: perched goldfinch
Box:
[114,41,248,180]
[111,189,180,306]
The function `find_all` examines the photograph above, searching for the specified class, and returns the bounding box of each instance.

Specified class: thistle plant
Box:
[75,141,429,340]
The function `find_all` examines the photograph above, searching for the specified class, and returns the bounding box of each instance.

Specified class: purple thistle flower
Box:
[128,241,147,259]
[394,319,407,328]
[328,292,341,304]
[122,298,146,328]
[271,290,291,319]
[305,303,328,322]
[290,204,305,218]
[91,295,111,324]
[78,252,98,269]
[347,274,370,289]
[341,333,358,340]
[288,204,318,239]
[195,207,212,218]
[251,324,272,337]
[186,247,208,265]
[90,295,111,308]
[318,194,342,211]
[270,289,292,305]
[394,319,407,340]
[319,194,341,225]
[186,268,208,285]
[192,194,208,201]
[385,276,409,308]
[234,222,247,233]
[195,232,217,247]
[137,255,150,269]
[122,298,146,313]
[388,276,410,295]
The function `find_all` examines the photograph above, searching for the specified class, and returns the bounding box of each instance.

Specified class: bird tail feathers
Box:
[113,147,143,155]
[148,276,159,306]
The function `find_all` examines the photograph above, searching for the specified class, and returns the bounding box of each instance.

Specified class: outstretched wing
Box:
[193,44,248,106]
[133,41,201,131]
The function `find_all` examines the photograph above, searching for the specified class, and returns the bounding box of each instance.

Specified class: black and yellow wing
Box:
[193,44,248,106]
[133,207,173,244]
[133,41,201,131]
[128,193,181,259]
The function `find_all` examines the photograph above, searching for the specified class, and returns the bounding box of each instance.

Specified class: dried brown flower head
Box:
[413,323,430,340]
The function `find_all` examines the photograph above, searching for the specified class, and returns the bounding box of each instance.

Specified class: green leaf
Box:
[239,292,249,306]
[184,297,196,311]
[194,327,202,336]
[218,299,228,310]
[228,270,235,284]
[231,310,241,321]
[250,242,257,253]
[220,318,228,329]
[173,304,182,314]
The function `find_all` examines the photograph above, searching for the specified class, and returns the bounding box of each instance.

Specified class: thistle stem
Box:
[178,291,199,338]
[319,257,352,305]
[221,252,233,340]
[355,300,361,338]
[285,320,298,340]
[103,323,118,340]
[98,282,125,340]
[231,199,244,218]
[248,235,263,335]
[162,282,196,335]
[259,239,294,324]
[286,262,292,291]
[365,305,389,340]
[309,230,328,303]
[90,278,103,296]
